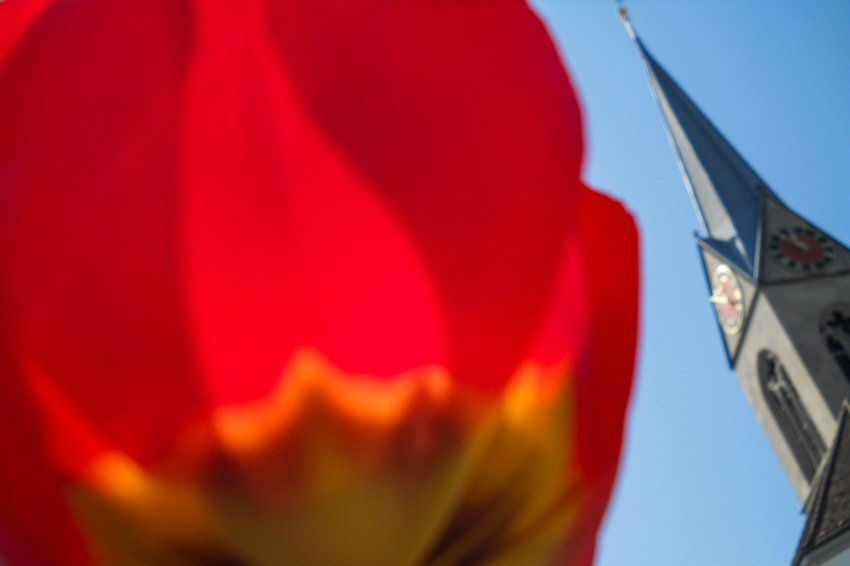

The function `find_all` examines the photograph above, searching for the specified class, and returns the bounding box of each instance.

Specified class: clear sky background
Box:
[526,2,850,565]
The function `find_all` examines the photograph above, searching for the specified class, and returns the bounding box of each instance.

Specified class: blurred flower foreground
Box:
[0,1,639,565]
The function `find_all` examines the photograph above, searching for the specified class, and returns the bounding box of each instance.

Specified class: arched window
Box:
[758,350,825,481]
[820,303,850,381]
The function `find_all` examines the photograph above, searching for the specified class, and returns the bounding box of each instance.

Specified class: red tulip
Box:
[0,1,639,565]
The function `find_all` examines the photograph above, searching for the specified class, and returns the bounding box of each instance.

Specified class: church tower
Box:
[622,12,850,502]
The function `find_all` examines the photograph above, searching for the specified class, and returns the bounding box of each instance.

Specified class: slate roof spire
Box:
[619,8,773,275]
[792,402,850,565]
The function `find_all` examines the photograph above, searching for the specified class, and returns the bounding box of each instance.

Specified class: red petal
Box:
[261,0,584,390]
[182,0,582,401]
[0,344,90,566]
[0,0,51,64]
[0,0,205,463]
[181,1,446,405]
[573,186,641,480]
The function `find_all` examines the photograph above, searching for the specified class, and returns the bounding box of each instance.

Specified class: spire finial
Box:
[616,3,637,40]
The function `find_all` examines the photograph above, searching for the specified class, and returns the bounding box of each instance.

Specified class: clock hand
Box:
[787,232,810,252]
[710,293,730,305]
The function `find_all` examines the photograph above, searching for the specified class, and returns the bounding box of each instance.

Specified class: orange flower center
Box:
[66,350,589,566]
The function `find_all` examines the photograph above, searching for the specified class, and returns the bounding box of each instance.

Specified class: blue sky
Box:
[527,2,850,565]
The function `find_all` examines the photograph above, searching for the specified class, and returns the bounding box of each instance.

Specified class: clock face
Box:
[768,226,835,272]
[710,264,745,334]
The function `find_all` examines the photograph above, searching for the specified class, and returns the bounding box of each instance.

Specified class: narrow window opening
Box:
[820,304,850,381]
[758,351,825,481]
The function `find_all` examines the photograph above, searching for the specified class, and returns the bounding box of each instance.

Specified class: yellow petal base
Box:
[67,349,592,566]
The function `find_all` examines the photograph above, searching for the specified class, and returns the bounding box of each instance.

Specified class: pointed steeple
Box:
[620,9,771,275]
[622,11,850,553]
